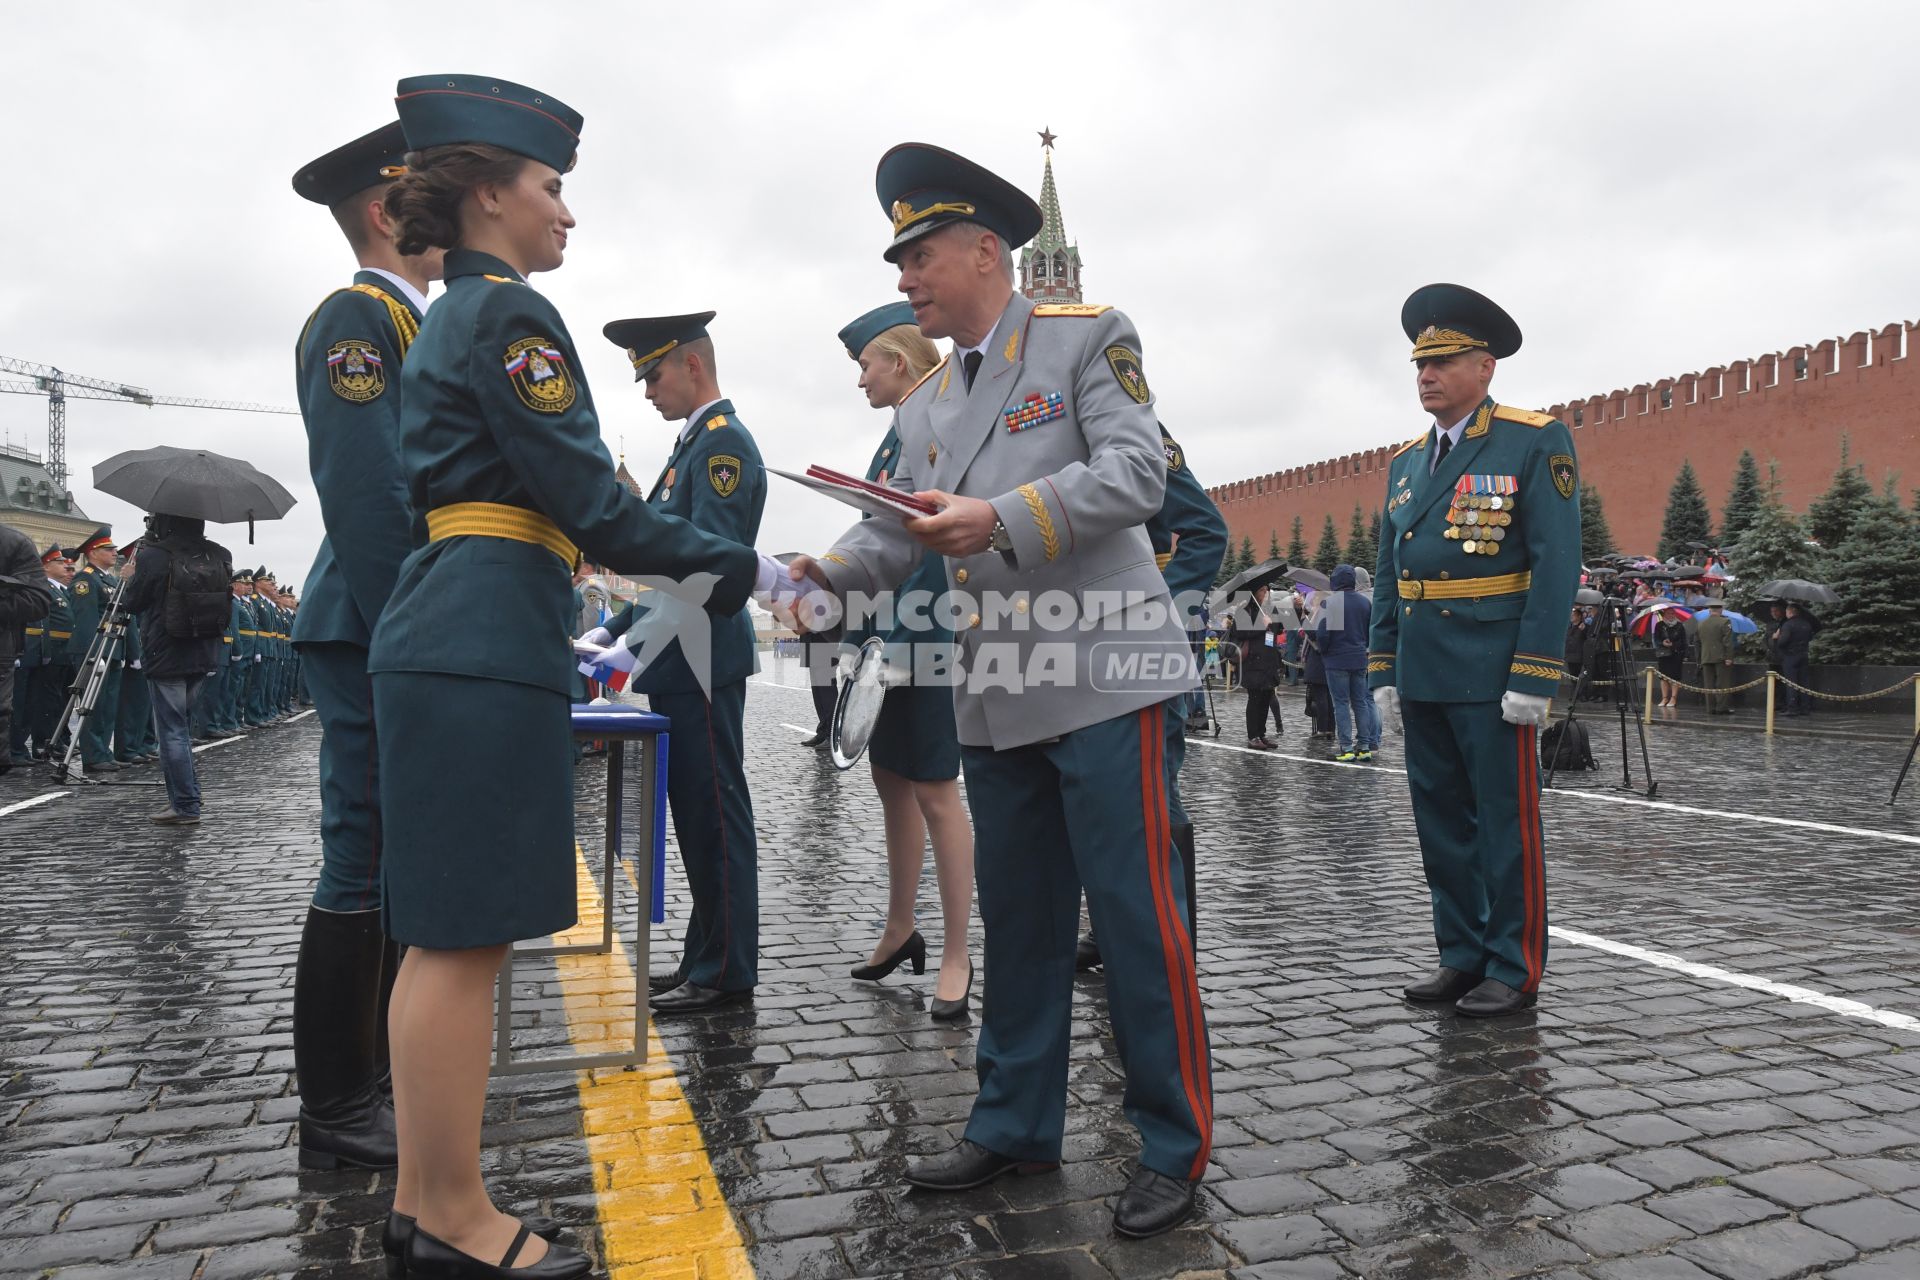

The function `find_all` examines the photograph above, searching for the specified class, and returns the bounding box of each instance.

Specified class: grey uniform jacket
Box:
[821,291,1189,751]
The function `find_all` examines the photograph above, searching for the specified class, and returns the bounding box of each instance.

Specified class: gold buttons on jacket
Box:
[954,568,968,584]
[1439,571,1451,580]
[1403,531,1413,541]
[1441,609,1453,617]
[968,613,982,629]
[1400,569,1411,579]
[1015,599,1028,614]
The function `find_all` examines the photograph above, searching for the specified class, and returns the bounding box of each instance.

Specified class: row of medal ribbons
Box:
[1444,475,1517,556]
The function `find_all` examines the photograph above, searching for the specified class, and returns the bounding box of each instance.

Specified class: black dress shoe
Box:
[1074,932,1102,972]
[851,930,925,981]
[904,1139,1059,1191]
[651,982,750,1015]
[1113,1166,1198,1238]
[1403,966,1482,1002]
[406,1223,590,1278]
[83,760,120,773]
[929,963,972,1022]
[800,726,828,748]
[1455,977,1537,1017]
[648,972,685,995]
[383,1212,567,1278]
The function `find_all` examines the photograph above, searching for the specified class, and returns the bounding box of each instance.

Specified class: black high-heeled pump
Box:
[851,930,926,981]
[930,962,973,1022]
[406,1223,590,1279]
[384,1212,567,1279]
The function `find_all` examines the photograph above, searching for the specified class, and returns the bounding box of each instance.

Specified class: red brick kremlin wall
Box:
[1208,321,1920,557]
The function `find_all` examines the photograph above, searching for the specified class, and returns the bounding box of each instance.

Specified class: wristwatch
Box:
[988,517,1015,564]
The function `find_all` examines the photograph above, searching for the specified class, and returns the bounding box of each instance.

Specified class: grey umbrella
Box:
[1208,558,1292,613]
[1287,566,1334,594]
[1752,578,1840,605]
[93,446,296,534]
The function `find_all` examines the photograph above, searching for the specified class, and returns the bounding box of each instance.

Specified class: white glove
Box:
[578,626,612,648]
[1501,691,1551,727]
[596,640,641,674]
[754,553,838,626]
[1373,686,1402,736]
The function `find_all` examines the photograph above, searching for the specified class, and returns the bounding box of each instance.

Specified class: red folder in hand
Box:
[771,465,941,521]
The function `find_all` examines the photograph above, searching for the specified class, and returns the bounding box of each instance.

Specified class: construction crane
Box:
[0,356,297,489]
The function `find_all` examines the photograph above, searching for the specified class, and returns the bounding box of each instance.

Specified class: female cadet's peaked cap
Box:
[874,143,1043,263]
[291,121,409,205]
[393,74,583,174]
[837,301,919,357]
[1402,283,1523,361]
[603,312,717,382]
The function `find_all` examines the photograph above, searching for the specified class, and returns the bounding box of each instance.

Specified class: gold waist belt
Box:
[26,628,71,639]
[426,501,579,568]
[1397,570,1532,601]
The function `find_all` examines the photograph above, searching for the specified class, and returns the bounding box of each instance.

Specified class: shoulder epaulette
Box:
[1032,303,1113,318]
[298,283,419,362]
[482,274,526,286]
[902,355,948,404]
[1493,404,1556,428]
[705,414,730,432]
[1390,434,1423,459]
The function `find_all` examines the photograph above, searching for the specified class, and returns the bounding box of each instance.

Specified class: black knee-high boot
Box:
[293,907,399,1169]
[1173,823,1197,956]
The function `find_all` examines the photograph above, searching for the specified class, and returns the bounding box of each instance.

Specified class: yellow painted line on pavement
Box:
[549,849,754,1280]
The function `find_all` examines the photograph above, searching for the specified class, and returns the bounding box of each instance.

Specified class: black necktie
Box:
[1433,429,1452,471]
[962,350,983,392]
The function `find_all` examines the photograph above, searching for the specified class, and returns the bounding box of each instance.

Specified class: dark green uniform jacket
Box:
[368,250,756,694]
[605,398,765,694]
[292,272,424,647]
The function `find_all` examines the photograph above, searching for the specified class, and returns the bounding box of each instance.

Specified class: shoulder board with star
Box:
[705,414,731,432]
[1493,404,1556,428]
[901,355,948,406]
[1390,434,1425,460]
[1032,303,1113,318]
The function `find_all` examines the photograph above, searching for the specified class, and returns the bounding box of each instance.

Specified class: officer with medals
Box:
[835,300,974,1018]
[284,120,443,1173]
[589,312,766,1015]
[1369,284,1581,1017]
[1077,422,1227,971]
[69,527,125,773]
[114,540,157,765]
[12,546,74,764]
[789,144,1211,1238]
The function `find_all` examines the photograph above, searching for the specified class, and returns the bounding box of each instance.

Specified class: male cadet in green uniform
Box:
[286,120,441,1171]
[1076,422,1226,971]
[790,144,1211,1238]
[250,569,280,724]
[234,571,265,728]
[114,540,158,763]
[1368,284,1580,1018]
[217,570,253,735]
[69,527,126,773]
[588,312,766,1014]
[13,546,74,763]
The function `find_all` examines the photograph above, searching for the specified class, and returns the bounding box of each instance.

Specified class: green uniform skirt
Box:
[867,678,960,782]
[373,671,577,950]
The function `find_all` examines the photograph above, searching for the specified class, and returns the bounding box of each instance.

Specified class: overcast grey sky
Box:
[3,2,1915,583]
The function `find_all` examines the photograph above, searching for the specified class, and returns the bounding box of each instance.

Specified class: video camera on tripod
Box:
[1549,576,1657,796]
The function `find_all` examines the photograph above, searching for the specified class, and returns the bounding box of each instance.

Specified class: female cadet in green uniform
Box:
[371,75,758,1279]
[836,302,975,1018]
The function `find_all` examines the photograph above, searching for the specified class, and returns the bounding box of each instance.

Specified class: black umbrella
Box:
[1286,566,1334,594]
[1752,578,1840,605]
[94,446,296,542]
[1209,558,1291,608]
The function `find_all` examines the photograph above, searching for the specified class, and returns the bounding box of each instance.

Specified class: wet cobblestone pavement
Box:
[6,662,1920,1279]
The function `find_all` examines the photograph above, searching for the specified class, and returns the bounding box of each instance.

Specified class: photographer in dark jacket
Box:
[1233,586,1283,749]
[120,514,233,822]
[1774,603,1815,717]
[0,522,54,775]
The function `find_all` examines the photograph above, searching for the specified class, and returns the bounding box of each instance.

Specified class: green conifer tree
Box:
[1731,463,1821,611]
[1369,509,1382,560]
[1345,504,1375,570]
[1813,482,1920,664]
[1579,483,1616,562]
[1805,436,1873,552]
[1719,449,1763,547]
[1657,460,1714,561]
[1268,529,1284,564]
[1286,514,1308,567]
[1313,515,1342,574]
[1237,534,1256,576]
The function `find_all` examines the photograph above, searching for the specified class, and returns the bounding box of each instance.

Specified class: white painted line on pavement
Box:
[779,723,811,734]
[0,791,69,817]
[1552,925,1920,1033]
[287,709,316,722]
[1185,736,1920,848]
[191,735,245,754]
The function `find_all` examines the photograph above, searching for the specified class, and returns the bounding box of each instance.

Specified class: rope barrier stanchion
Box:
[1766,671,1776,735]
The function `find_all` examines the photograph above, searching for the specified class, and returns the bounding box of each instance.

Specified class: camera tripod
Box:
[1546,596,1658,797]
[49,574,136,785]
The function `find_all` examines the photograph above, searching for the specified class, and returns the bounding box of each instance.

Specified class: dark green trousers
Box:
[116,667,154,758]
[651,682,757,991]
[1400,698,1547,993]
[302,643,384,913]
[961,704,1211,1182]
[80,664,122,765]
